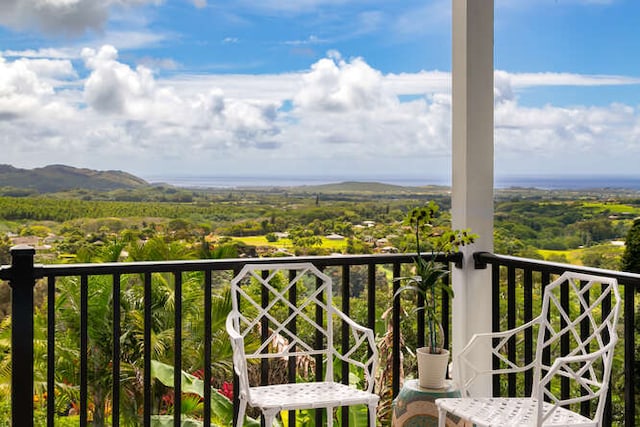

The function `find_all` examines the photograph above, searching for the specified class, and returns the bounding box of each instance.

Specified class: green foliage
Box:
[150,360,259,426]
[581,244,624,269]
[621,218,640,273]
[0,164,147,193]
[265,232,278,242]
[394,202,476,353]
[1,181,639,424]
[0,234,10,264]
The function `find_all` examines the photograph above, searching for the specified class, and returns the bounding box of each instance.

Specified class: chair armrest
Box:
[332,308,379,393]
[455,315,542,396]
[226,312,250,398]
[538,333,618,406]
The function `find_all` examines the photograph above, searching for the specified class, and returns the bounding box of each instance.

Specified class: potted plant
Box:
[395,202,476,389]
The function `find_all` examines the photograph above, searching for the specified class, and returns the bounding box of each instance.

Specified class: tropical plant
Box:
[621,217,640,273]
[150,360,259,426]
[394,202,476,354]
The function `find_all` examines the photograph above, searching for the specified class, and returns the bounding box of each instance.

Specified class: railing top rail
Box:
[474,251,640,287]
[0,266,9,281]
[0,251,462,279]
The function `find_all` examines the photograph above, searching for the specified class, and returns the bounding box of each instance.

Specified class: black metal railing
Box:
[1,247,638,426]
[0,245,458,427]
[474,251,640,427]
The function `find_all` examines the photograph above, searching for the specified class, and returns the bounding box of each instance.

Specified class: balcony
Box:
[1,3,635,426]
[1,248,637,426]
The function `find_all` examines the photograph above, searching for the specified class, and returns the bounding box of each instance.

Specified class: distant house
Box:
[375,238,389,247]
[325,233,344,240]
[11,236,40,247]
[379,246,399,254]
[362,221,375,227]
[10,235,53,251]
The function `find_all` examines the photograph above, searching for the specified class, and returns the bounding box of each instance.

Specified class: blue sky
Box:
[1,0,640,184]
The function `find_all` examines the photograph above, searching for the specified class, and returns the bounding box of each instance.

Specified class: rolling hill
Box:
[0,164,149,193]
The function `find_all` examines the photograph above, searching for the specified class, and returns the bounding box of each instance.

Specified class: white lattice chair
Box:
[436,271,620,427]
[225,262,379,427]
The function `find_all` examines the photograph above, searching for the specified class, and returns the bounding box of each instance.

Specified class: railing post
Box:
[9,245,37,427]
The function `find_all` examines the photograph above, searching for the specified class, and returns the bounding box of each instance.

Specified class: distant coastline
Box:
[143,174,640,191]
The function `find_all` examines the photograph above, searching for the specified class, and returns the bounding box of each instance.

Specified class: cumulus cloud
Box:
[82,45,156,115]
[0,56,76,118]
[293,54,395,112]
[2,48,640,176]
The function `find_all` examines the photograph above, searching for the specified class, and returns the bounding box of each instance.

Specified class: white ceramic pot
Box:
[416,347,449,389]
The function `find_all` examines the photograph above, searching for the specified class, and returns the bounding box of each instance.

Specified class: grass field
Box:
[538,242,625,266]
[537,248,585,265]
[233,235,348,251]
[581,202,640,215]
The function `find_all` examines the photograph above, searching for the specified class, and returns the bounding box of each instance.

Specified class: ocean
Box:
[143,174,640,191]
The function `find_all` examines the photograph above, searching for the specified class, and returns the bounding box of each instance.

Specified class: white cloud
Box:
[0,0,165,35]
[505,71,640,88]
[0,55,55,116]
[2,48,640,177]
[1,47,79,60]
[293,55,394,112]
[96,30,169,50]
[284,35,325,46]
[496,0,615,10]
[384,71,451,95]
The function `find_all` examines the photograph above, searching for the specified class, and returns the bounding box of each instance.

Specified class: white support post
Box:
[451,0,494,396]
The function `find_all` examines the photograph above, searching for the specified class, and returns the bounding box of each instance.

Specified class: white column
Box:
[451,0,494,396]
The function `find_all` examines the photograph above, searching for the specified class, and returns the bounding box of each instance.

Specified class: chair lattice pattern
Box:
[436,271,621,427]
[232,264,331,359]
[226,262,379,427]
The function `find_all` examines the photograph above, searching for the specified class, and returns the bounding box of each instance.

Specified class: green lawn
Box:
[538,248,585,265]
[538,243,625,266]
[581,202,640,215]
[232,236,348,251]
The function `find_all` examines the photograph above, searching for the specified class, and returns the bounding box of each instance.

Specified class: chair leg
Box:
[369,403,377,427]
[263,410,277,427]
[236,399,247,427]
[437,407,446,427]
[326,406,333,427]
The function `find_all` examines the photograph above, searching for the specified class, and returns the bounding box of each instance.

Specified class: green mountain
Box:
[293,181,448,194]
[0,164,148,193]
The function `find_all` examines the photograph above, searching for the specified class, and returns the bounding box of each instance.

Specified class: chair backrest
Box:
[532,271,620,424]
[227,263,336,397]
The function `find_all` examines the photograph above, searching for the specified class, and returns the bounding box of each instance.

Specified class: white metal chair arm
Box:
[538,336,618,405]
[226,312,251,398]
[332,307,379,393]
[455,315,543,395]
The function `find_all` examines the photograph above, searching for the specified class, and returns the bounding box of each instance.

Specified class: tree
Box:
[620,217,640,416]
[621,218,640,273]
[0,234,10,265]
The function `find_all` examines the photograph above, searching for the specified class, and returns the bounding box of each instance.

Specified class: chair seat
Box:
[249,381,378,411]
[435,397,596,427]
